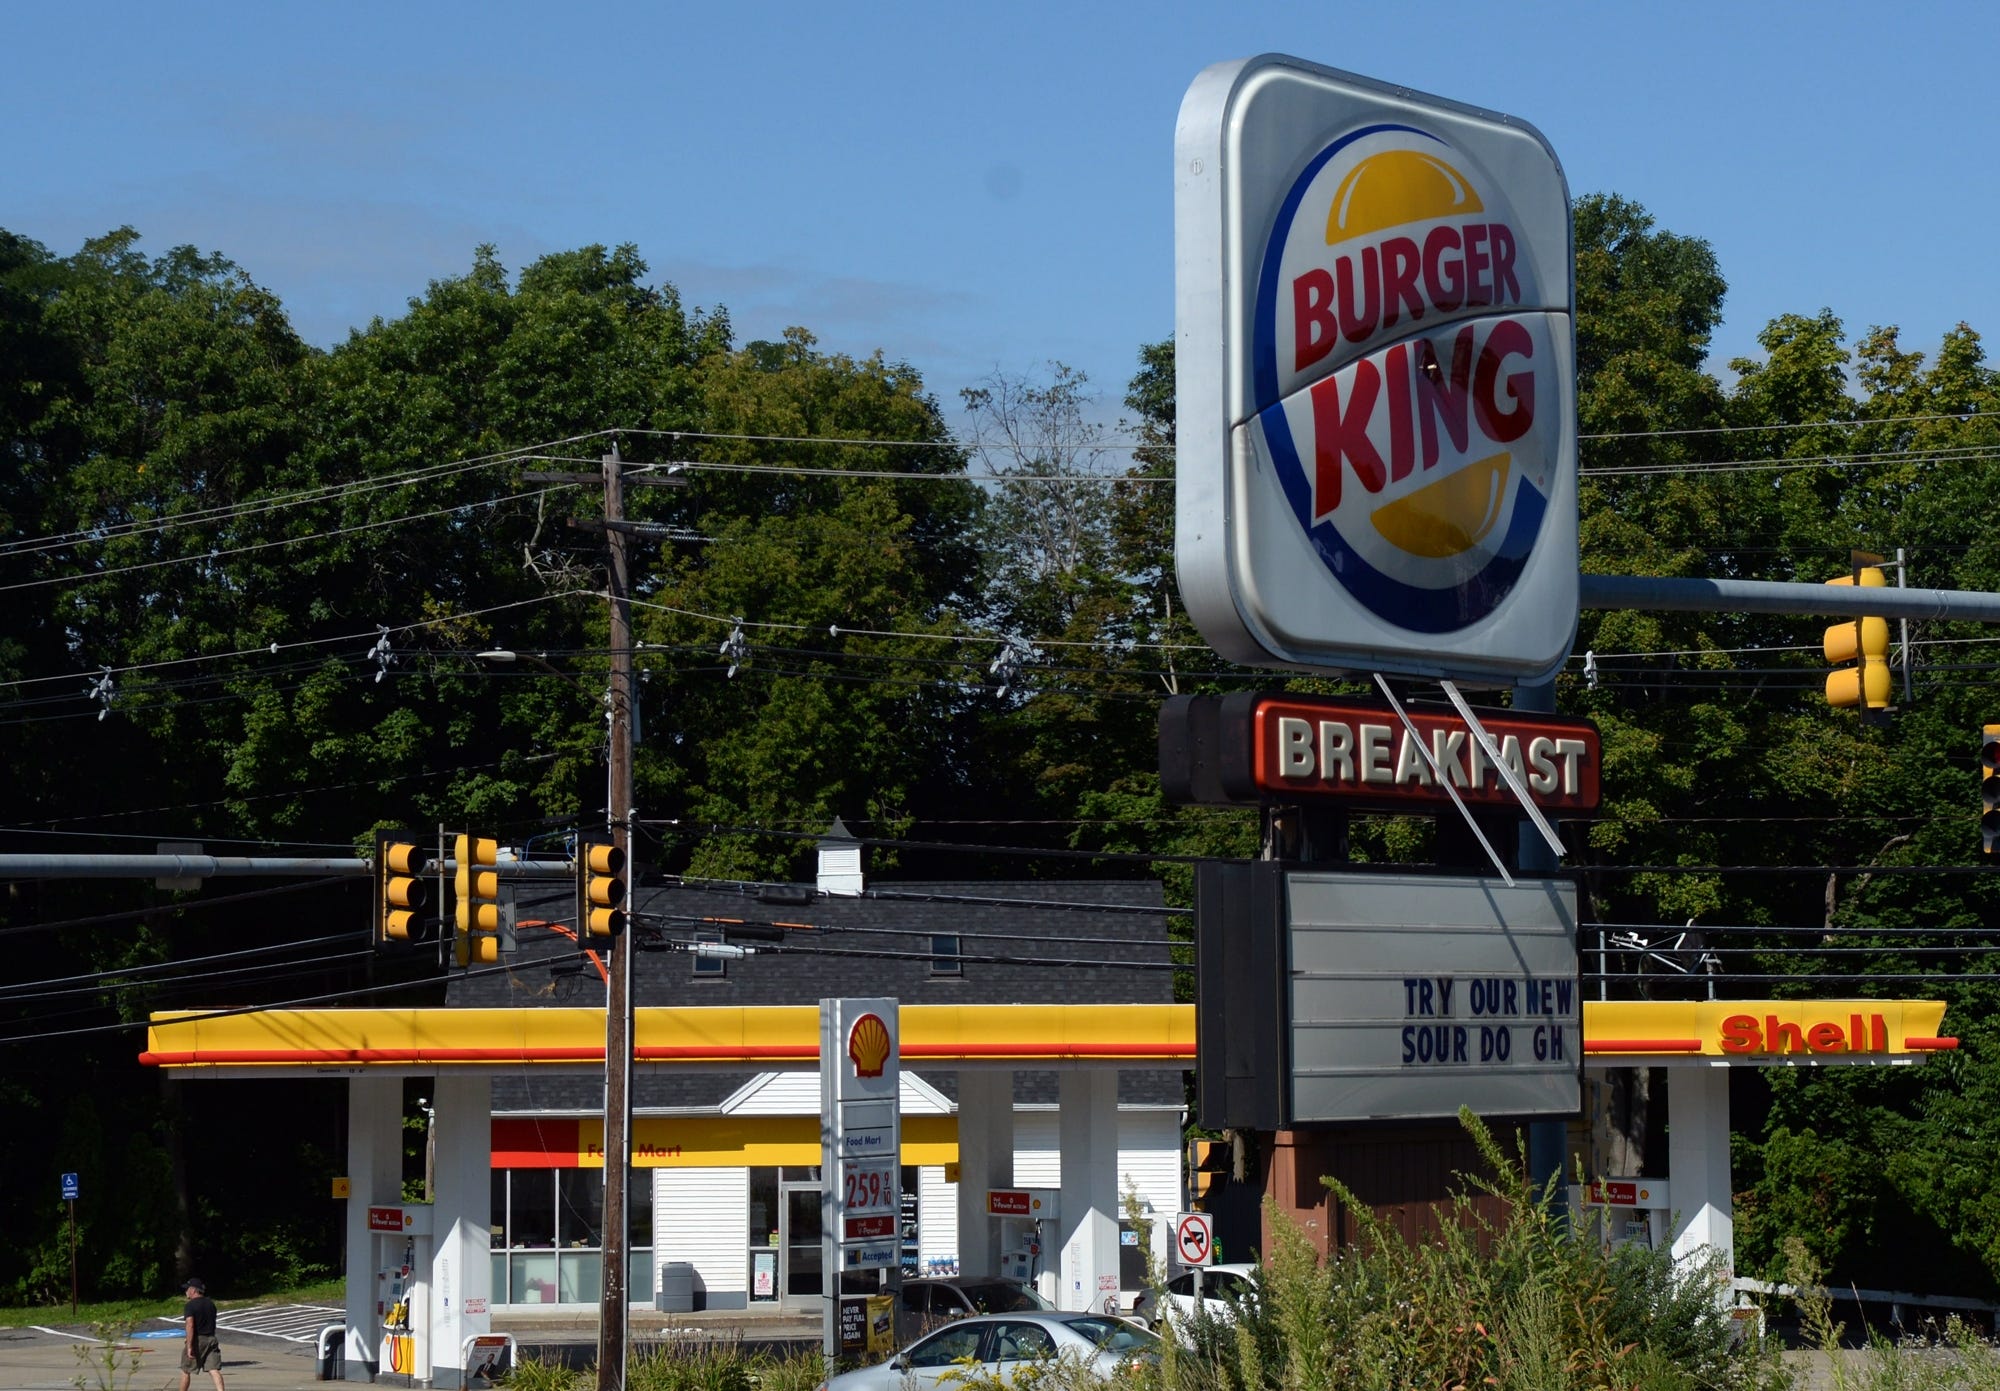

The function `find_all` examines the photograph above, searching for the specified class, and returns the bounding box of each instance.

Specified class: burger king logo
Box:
[1251,123,1562,634]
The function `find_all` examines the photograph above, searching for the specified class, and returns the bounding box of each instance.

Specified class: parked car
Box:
[822,1311,1161,1391]
[1131,1263,1259,1331]
[895,1276,1050,1338]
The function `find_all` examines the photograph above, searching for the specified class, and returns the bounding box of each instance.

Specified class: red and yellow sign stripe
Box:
[140,1003,1196,1070]
[141,999,1950,1072]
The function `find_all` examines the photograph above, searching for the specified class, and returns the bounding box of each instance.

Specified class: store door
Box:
[778,1183,824,1310]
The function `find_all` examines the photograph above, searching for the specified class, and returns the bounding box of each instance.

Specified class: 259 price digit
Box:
[841,1162,895,1214]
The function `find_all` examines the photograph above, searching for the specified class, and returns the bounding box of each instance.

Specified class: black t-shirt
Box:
[184,1295,217,1339]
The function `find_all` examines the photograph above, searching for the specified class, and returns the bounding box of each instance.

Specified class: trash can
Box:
[656,1262,697,1313]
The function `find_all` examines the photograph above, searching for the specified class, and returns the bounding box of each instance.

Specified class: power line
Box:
[1,946,375,1004]
[0,484,566,597]
[0,592,582,694]
[1579,408,2000,442]
[0,877,356,938]
[1582,444,2000,479]
[0,929,370,997]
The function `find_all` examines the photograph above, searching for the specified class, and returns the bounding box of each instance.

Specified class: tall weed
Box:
[498,1352,585,1391]
[1146,1109,1785,1391]
[628,1337,756,1391]
[1785,1237,2000,1391]
[68,1322,141,1391]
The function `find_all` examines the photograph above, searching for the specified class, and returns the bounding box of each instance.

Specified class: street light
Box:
[476,649,565,676]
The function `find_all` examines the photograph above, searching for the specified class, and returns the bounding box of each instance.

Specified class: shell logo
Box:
[847,1012,892,1078]
[1251,123,1559,635]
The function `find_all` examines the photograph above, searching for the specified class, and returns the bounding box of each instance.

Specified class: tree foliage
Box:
[5,184,2000,1304]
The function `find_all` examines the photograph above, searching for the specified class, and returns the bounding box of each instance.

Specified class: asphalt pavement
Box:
[0,1315,1863,1390]
[0,1308,825,1391]
[0,1320,327,1391]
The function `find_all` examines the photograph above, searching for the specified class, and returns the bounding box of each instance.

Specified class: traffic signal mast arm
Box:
[1579,572,2000,623]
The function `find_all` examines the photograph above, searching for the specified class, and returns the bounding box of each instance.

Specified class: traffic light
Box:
[374,834,433,947]
[454,833,502,965]
[1822,565,1891,712]
[577,836,627,938]
[1190,1139,1229,1211]
[1983,725,2000,861]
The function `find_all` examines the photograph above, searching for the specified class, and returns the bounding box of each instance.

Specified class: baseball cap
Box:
[183,1277,206,1294]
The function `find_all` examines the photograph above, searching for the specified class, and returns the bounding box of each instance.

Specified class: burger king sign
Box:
[1175,56,1577,682]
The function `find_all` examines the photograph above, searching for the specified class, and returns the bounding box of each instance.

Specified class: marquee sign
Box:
[1175,55,1577,681]
[1287,871,1581,1122]
[1160,691,1599,811]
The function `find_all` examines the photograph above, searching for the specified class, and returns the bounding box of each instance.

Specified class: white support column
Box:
[428,1074,493,1386]
[953,1070,1014,1279]
[1057,1070,1119,1313]
[344,1075,401,1381]
[1666,1065,1733,1280]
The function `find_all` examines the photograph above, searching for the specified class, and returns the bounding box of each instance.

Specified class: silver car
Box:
[820,1311,1161,1391]
[895,1276,1050,1340]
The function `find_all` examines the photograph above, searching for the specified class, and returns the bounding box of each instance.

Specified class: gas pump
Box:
[1570,1178,1670,1254]
[997,1218,1044,1284]
[366,1205,433,1383]
[985,1189,1058,1299]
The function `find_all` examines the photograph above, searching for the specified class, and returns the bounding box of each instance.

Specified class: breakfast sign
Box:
[1161,691,1600,812]
[1175,55,1577,682]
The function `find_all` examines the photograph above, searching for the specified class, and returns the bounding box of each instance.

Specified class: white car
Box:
[1132,1263,1259,1331]
[820,1311,1161,1391]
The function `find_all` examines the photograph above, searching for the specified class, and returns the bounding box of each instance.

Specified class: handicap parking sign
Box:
[61,1172,78,1200]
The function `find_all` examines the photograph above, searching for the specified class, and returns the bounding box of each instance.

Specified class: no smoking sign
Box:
[1174,1211,1213,1266]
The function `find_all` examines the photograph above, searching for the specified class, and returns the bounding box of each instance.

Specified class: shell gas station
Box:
[140,991,1957,1381]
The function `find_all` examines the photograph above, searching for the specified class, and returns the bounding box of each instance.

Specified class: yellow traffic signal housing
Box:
[1983,725,2000,860]
[1190,1138,1229,1210]
[374,835,432,946]
[578,838,628,938]
[454,834,502,965]
[1822,567,1891,710]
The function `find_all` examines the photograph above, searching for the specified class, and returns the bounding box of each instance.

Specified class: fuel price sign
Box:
[842,1159,897,1216]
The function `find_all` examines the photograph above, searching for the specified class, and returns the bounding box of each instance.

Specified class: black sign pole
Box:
[68,1196,76,1315]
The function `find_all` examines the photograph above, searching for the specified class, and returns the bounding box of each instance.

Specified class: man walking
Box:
[179,1276,224,1391]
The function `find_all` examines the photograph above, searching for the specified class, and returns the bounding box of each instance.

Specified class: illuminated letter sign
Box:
[1161,692,1599,811]
[1176,56,1576,681]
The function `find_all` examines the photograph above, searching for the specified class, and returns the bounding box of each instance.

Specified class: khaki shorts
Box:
[182,1337,221,1372]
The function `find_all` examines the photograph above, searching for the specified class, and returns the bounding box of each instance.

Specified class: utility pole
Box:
[598,442,636,1391]
[519,442,681,1389]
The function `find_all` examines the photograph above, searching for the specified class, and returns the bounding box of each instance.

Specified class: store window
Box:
[490,1168,653,1307]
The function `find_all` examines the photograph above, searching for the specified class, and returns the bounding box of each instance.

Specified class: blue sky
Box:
[5,2,1995,431]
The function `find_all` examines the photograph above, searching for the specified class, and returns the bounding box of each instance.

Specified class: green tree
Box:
[632,327,983,879]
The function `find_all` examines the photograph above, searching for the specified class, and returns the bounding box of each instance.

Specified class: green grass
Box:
[0,1277,345,1330]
